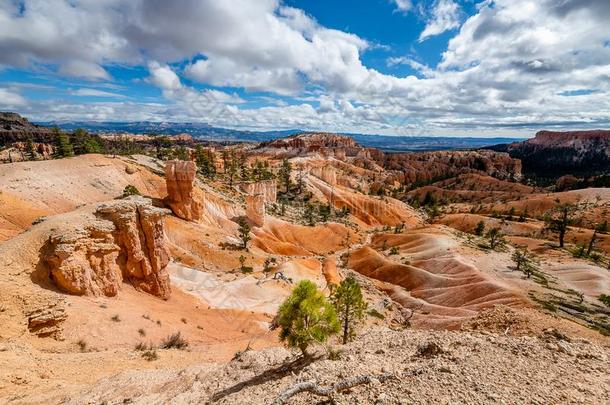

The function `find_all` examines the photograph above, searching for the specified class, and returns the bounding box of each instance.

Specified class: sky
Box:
[0,0,609,137]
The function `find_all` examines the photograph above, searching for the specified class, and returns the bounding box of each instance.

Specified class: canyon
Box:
[0,123,608,404]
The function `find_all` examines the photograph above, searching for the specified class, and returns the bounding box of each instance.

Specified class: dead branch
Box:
[272,372,395,404]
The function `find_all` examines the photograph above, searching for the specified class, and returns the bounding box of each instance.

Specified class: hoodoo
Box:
[164,160,203,221]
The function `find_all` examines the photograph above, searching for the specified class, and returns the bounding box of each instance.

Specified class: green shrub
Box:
[122,184,140,198]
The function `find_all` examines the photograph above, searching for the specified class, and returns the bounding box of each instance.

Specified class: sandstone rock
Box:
[46,220,121,296]
[26,302,67,338]
[45,197,171,299]
[311,166,337,186]
[322,256,341,286]
[125,164,138,175]
[246,194,266,227]
[239,180,277,203]
[97,198,171,298]
[164,160,203,221]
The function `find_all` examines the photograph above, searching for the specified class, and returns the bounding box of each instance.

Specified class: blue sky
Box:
[0,0,609,137]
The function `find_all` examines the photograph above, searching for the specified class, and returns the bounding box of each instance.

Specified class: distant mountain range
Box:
[35,119,525,152]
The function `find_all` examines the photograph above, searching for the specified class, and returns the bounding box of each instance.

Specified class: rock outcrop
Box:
[0,112,53,146]
[239,180,277,203]
[164,160,203,221]
[311,166,337,186]
[246,194,266,227]
[26,301,67,338]
[384,150,522,183]
[321,256,341,286]
[492,130,610,179]
[45,197,171,299]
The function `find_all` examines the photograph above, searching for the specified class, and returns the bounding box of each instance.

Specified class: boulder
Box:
[246,194,266,227]
[164,160,203,221]
[45,197,172,299]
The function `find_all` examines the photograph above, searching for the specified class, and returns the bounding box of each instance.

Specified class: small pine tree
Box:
[486,227,506,250]
[278,158,292,193]
[174,146,189,161]
[474,220,485,236]
[545,202,577,248]
[53,127,74,158]
[276,280,339,356]
[318,203,331,222]
[239,154,250,181]
[152,135,172,160]
[331,275,367,344]
[195,145,216,178]
[304,203,316,226]
[25,136,36,160]
[237,217,251,250]
[227,153,238,188]
[511,246,537,278]
[72,128,102,154]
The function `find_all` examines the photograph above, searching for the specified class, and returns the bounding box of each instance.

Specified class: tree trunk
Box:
[342,304,350,344]
[586,230,597,256]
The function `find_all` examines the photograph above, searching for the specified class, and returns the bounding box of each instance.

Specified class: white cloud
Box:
[392,0,413,14]
[71,88,124,98]
[0,88,27,107]
[1,0,610,136]
[419,0,462,42]
[147,61,182,91]
[58,61,110,80]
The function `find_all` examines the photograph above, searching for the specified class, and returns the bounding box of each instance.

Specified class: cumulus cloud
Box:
[391,0,413,14]
[2,0,610,135]
[418,0,462,42]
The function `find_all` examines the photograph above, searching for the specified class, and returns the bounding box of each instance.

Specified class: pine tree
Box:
[511,246,537,278]
[474,220,485,236]
[545,202,577,248]
[304,203,315,226]
[53,127,74,158]
[237,217,251,250]
[25,136,36,160]
[276,280,339,356]
[226,152,238,187]
[331,275,367,344]
[486,227,506,250]
[195,145,216,178]
[72,128,102,155]
[174,146,189,161]
[278,158,292,193]
[239,153,250,181]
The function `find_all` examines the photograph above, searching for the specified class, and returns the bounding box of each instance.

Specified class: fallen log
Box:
[272,372,395,404]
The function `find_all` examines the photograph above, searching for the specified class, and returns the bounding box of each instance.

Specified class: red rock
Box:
[45,197,172,299]
[164,160,203,221]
